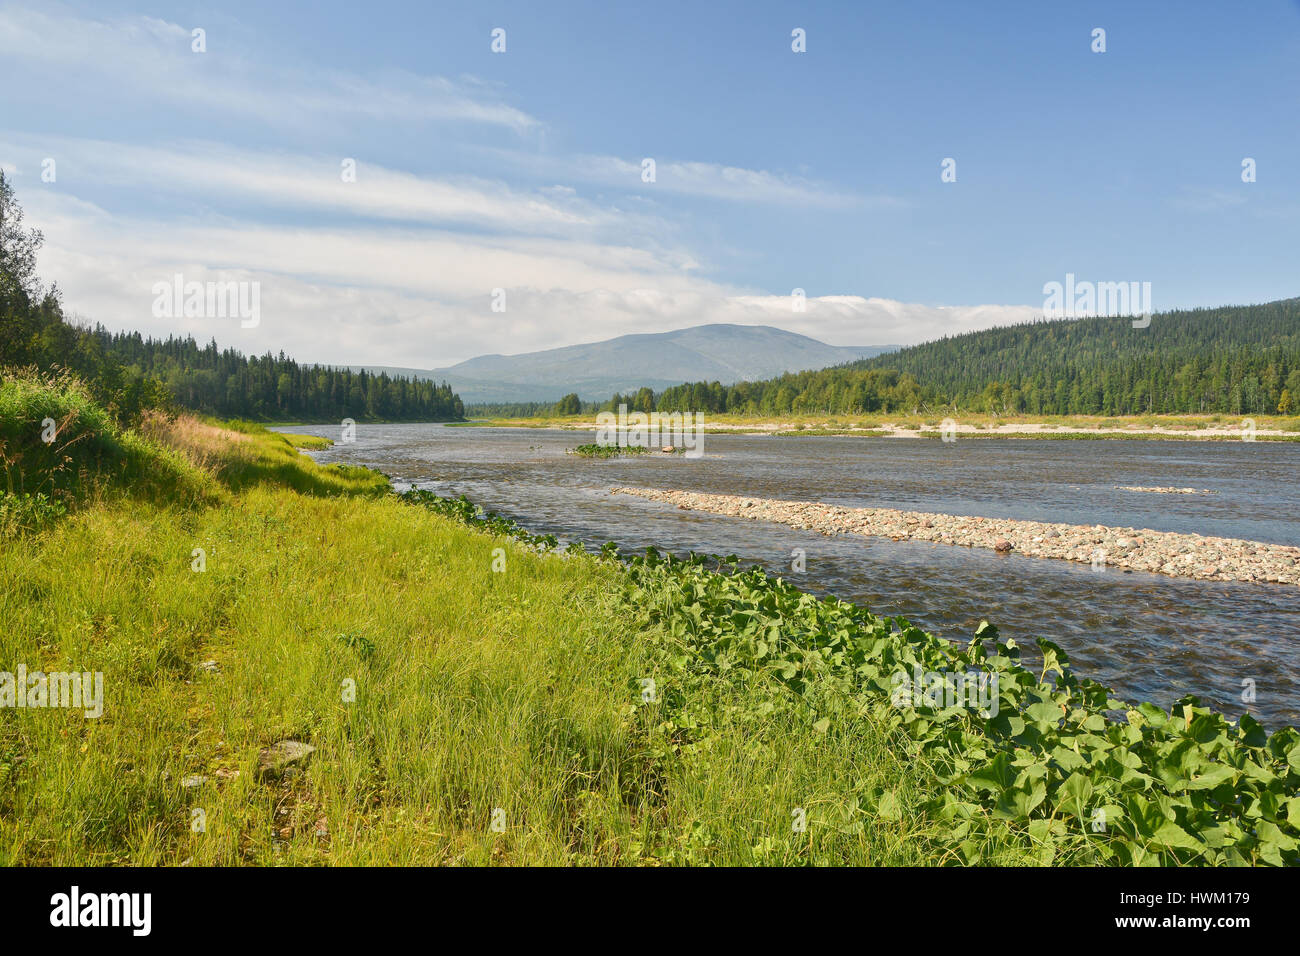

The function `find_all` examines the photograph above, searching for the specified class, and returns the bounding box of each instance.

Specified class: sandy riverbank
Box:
[612,486,1300,587]
[867,422,1294,439]
[491,418,1298,440]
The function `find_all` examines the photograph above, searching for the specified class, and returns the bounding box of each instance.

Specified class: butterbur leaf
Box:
[1258,841,1285,867]
[1240,760,1278,785]
[1125,796,1164,839]
[1286,797,1300,826]
[1184,764,1237,791]
[1152,821,1204,854]
[1256,820,1298,852]
[1137,702,1168,727]
[1051,746,1087,773]
[1035,637,1074,685]
[967,752,1016,793]
[1287,741,1300,775]
[1238,713,1269,748]
[1026,700,1064,732]
[987,712,1026,738]
[876,791,901,821]
[1058,772,1094,817]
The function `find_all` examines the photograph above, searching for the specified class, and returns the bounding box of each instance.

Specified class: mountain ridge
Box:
[345,323,896,404]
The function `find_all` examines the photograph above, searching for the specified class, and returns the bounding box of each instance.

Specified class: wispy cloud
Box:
[28,184,1033,366]
[1,2,1021,372]
[1,135,606,234]
[0,4,539,133]
[1168,187,1249,213]
[480,147,889,207]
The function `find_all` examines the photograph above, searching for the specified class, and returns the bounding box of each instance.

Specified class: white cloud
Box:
[0,135,604,234]
[28,185,1033,366]
[718,295,1041,346]
[0,4,538,133]
[478,148,889,207]
[1,4,1025,375]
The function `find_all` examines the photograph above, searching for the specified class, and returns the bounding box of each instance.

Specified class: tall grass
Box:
[1,374,1027,865]
[3,484,1002,864]
[0,369,213,512]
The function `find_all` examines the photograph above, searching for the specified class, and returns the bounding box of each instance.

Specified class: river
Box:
[279,423,1300,728]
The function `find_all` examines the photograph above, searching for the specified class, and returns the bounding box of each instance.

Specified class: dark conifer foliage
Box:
[648,300,1300,417]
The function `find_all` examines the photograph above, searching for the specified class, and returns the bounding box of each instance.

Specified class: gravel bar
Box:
[611,486,1300,587]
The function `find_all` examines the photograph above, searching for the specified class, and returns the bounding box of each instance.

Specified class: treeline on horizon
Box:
[88,330,465,423]
[1,173,464,425]
[465,393,594,418]
[2,309,466,425]
[508,299,1300,419]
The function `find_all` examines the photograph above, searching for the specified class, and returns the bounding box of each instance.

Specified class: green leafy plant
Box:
[334,631,375,661]
[403,487,1300,866]
[570,443,649,459]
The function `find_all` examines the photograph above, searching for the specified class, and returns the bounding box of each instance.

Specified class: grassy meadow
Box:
[3,369,1298,866]
[0,370,979,865]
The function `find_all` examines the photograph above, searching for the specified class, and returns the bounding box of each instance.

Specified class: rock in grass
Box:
[257,740,315,780]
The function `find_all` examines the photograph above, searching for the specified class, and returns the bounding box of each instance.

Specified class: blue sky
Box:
[2,0,1298,366]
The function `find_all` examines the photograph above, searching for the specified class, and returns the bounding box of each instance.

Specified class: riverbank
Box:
[613,487,1300,587]
[0,372,1012,865]
[473,412,1300,441]
[5,371,1297,866]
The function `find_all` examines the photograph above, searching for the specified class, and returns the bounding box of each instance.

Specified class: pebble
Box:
[256,740,316,780]
[611,487,1300,587]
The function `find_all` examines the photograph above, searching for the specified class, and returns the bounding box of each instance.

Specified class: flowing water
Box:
[281,423,1300,728]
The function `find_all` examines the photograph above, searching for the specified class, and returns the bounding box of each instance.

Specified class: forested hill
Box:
[92,328,464,422]
[650,298,1300,417]
[849,298,1300,415]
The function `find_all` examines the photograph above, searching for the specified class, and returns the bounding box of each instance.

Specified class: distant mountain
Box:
[351,324,896,404]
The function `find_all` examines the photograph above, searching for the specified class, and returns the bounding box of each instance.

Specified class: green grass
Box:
[1,484,1020,865]
[0,369,215,512]
[278,432,334,451]
[216,420,385,496]
[3,373,1295,865]
[0,374,993,865]
[570,443,649,459]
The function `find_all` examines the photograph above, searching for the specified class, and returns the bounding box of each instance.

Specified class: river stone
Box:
[257,740,315,779]
[611,486,1300,590]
